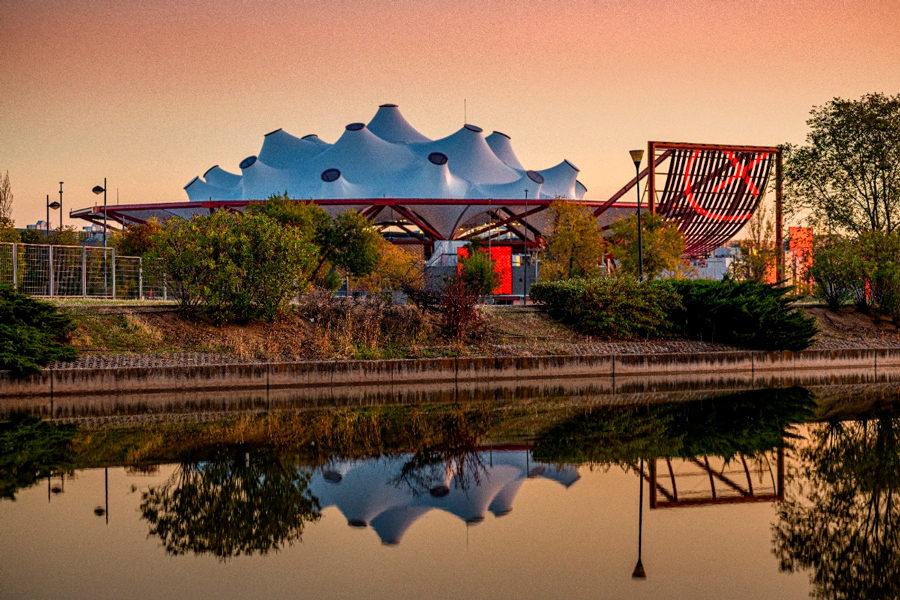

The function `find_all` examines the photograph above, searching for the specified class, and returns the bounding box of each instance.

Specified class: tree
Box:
[246,193,330,236]
[317,210,382,283]
[248,194,381,287]
[730,200,777,283]
[355,238,424,292]
[608,212,686,279]
[46,226,79,246]
[109,218,161,257]
[539,200,607,281]
[785,93,900,235]
[147,211,318,322]
[809,235,861,311]
[0,171,18,243]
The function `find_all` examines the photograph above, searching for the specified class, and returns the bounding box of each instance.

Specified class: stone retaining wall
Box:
[4,348,900,403]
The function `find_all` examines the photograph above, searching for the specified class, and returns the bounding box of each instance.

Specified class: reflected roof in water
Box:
[310,451,579,544]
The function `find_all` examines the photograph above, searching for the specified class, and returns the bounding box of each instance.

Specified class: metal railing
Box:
[0,242,168,300]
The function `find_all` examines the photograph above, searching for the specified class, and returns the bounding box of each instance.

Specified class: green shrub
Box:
[148,211,318,323]
[856,231,900,318]
[668,279,817,350]
[529,277,679,339]
[531,276,817,351]
[458,246,499,299]
[809,236,859,311]
[0,285,78,377]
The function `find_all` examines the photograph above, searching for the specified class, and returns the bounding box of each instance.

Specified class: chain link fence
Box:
[0,242,168,300]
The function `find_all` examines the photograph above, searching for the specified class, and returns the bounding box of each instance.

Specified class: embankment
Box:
[4,348,900,421]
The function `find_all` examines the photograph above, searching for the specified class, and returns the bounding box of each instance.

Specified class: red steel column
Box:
[775,150,784,282]
[648,141,656,212]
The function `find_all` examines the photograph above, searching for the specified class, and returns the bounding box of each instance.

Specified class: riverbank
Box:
[6,303,900,409]
[61,302,900,366]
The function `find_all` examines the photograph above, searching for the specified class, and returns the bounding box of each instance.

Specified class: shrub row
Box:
[529,277,679,339]
[530,277,817,351]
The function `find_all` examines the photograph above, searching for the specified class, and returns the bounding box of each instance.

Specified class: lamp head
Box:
[629,149,644,167]
[48,201,61,210]
[92,185,105,195]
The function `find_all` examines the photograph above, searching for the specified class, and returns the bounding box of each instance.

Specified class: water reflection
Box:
[530,387,816,465]
[309,451,579,544]
[773,412,900,599]
[140,449,320,560]
[9,382,900,597]
[0,415,76,501]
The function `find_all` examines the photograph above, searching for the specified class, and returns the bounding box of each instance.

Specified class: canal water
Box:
[1,383,896,599]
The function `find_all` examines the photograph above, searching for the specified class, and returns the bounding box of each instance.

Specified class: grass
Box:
[70,313,171,353]
[49,298,178,308]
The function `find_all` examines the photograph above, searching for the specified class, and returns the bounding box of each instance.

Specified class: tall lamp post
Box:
[629,150,644,281]
[522,189,529,305]
[92,179,107,247]
[58,182,64,230]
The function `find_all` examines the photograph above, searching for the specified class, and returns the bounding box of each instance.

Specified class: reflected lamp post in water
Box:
[93,467,109,524]
[629,149,645,281]
[632,458,647,580]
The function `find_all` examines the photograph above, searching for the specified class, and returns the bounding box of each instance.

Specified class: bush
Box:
[809,235,860,311]
[668,279,817,351]
[0,285,78,377]
[440,276,485,343]
[857,231,900,318]
[531,276,818,351]
[148,211,318,323]
[529,277,679,339]
[458,245,499,299]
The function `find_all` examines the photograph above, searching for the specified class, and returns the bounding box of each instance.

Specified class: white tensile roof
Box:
[185,104,583,204]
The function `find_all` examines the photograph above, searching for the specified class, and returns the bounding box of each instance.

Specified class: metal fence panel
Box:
[0,242,166,300]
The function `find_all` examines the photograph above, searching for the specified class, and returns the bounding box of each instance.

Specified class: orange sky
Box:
[2,0,899,229]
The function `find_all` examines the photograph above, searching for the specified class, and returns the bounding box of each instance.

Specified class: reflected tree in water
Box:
[773,415,900,599]
[140,448,320,560]
[390,407,491,496]
[0,416,76,501]
[531,387,815,465]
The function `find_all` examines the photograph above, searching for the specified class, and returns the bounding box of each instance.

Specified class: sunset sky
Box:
[2,0,899,229]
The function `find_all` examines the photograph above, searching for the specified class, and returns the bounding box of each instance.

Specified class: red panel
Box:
[457,246,512,295]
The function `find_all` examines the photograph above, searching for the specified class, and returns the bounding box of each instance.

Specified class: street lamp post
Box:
[92,178,107,247]
[629,150,644,281]
[522,189,529,305]
[46,195,61,234]
[58,182,64,230]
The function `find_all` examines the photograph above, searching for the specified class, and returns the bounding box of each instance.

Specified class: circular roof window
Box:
[464,124,483,133]
[345,122,365,131]
[526,170,545,184]
[239,156,257,169]
[428,152,449,166]
[321,168,341,182]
